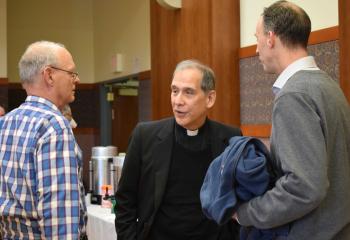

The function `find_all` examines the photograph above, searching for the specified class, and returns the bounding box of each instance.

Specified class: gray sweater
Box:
[237,70,350,240]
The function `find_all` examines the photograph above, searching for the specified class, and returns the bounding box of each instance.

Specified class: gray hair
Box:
[18,40,66,83]
[174,59,215,92]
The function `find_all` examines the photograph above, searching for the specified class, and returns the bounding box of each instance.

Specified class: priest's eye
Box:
[185,89,194,95]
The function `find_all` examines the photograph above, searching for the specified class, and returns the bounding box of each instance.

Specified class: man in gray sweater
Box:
[233,1,350,239]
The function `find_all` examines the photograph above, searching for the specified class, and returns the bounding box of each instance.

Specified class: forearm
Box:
[237,93,329,228]
[236,174,325,228]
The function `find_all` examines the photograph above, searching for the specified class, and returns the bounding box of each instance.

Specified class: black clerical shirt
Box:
[148,120,221,240]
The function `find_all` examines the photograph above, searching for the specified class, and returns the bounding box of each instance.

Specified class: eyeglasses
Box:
[49,66,79,80]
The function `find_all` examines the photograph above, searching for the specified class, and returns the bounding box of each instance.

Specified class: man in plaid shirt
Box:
[0,41,87,239]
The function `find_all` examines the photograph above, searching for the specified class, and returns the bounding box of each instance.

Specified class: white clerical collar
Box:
[273,56,319,93]
[187,129,199,136]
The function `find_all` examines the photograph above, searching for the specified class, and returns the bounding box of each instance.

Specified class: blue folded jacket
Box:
[200,136,289,240]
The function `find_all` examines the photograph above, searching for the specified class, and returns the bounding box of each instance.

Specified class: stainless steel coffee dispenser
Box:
[90,146,118,204]
[113,153,125,188]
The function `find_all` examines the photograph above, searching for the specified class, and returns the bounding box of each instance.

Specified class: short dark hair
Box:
[263,0,311,49]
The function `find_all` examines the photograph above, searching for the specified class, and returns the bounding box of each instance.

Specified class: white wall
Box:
[7,0,150,83]
[92,0,150,82]
[0,0,7,77]
[240,0,339,47]
[6,1,339,82]
[7,0,95,83]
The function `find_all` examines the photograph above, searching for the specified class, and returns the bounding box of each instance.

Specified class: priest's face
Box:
[171,68,215,130]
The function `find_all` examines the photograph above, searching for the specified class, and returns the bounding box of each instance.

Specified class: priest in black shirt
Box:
[115,59,241,240]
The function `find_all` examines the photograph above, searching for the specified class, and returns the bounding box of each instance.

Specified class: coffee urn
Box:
[113,153,125,189]
[90,146,118,204]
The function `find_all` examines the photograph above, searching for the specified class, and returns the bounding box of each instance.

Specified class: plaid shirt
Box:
[0,96,87,239]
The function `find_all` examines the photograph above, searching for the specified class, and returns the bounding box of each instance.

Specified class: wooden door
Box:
[111,88,138,153]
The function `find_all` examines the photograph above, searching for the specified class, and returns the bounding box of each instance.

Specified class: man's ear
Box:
[43,66,54,87]
[267,31,275,48]
[206,90,216,109]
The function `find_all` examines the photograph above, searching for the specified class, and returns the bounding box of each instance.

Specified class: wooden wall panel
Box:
[150,0,240,126]
[339,0,350,102]
[239,26,339,59]
[241,124,271,137]
[239,26,341,138]
[0,78,8,85]
[210,0,240,126]
[8,83,26,111]
[7,83,100,129]
[71,84,100,128]
[0,78,8,111]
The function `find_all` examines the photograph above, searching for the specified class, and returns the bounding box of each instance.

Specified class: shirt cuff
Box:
[232,212,241,224]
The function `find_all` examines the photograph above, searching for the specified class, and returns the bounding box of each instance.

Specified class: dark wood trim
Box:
[308,26,339,45]
[239,26,339,59]
[8,82,23,89]
[239,45,257,59]
[0,78,8,85]
[339,0,350,102]
[138,70,151,81]
[73,127,100,135]
[99,73,138,85]
[76,83,98,90]
[8,82,98,90]
[241,124,271,137]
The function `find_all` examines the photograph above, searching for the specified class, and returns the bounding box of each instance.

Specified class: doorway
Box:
[111,87,138,153]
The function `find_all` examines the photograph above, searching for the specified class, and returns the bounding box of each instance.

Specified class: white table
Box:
[86,204,117,240]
